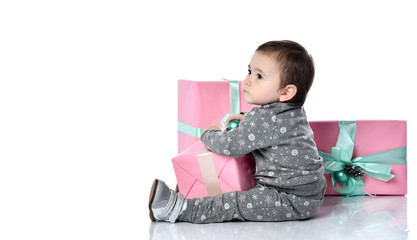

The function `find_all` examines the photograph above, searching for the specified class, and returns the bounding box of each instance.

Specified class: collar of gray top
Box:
[261,102,300,112]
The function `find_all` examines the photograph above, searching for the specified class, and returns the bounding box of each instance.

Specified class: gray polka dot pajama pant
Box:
[178,184,323,224]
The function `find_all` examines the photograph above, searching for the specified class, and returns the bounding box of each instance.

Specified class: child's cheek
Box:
[259,91,277,104]
[257,91,270,102]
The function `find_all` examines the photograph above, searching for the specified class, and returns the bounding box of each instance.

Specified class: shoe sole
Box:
[148,179,158,221]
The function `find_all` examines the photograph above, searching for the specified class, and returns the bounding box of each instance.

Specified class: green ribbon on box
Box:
[178,79,240,138]
[318,120,407,196]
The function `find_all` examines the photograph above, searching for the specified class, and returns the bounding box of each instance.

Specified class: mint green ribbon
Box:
[221,78,240,115]
[178,79,240,138]
[318,121,407,196]
[178,121,205,138]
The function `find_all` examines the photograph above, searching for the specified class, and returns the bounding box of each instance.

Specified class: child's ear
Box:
[278,84,297,102]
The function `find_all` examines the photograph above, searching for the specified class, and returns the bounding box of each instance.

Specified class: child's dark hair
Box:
[256,40,315,107]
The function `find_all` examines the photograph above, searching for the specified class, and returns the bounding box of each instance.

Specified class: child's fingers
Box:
[225,116,233,126]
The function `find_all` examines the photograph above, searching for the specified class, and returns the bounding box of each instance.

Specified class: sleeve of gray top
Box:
[200,108,275,158]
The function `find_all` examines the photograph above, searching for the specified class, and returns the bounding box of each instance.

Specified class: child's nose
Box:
[244,76,252,86]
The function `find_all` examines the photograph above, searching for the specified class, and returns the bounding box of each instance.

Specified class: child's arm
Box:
[201,108,275,158]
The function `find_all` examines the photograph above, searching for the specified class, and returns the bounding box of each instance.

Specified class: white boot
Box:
[148,179,187,223]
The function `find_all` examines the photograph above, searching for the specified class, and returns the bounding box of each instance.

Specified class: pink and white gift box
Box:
[309,120,407,196]
[172,140,256,199]
[178,79,257,153]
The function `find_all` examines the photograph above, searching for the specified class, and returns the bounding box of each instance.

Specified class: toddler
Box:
[148,40,327,223]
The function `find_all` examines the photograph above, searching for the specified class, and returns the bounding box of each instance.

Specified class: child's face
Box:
[242,52,282,105]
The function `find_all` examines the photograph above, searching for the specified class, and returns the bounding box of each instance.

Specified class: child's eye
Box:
[248,69,251,75]
[257,74,263,79]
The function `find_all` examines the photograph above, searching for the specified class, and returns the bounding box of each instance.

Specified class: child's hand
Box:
[203,123,221,133]
[225,114,244,127]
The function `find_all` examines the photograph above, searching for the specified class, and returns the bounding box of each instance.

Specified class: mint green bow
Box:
[319,121,407,196]
[178,79,240,138]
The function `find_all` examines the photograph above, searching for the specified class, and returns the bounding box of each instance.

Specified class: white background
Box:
[0,0,415,239]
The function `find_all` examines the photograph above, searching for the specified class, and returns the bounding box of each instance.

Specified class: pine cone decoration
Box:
[344,163,364,179]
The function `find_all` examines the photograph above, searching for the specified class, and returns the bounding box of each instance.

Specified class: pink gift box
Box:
[309,120,407,195]
[178,79,258,153]
[172,140,256,199]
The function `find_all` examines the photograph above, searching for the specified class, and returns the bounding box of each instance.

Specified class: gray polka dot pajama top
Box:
[178,102,327,223]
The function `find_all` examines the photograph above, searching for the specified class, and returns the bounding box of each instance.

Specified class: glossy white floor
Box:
[148,196,409,240]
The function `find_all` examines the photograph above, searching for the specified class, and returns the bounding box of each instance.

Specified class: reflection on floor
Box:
[149,196,408,240]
